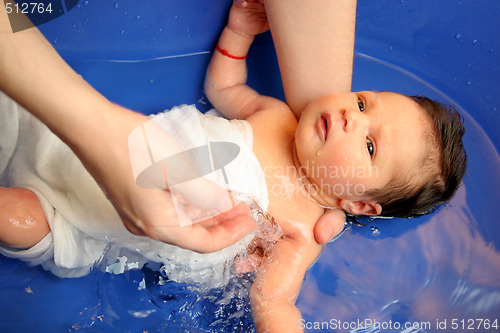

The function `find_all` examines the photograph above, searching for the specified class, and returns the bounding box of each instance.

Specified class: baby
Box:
[205,1,466,331]
[0,0,467,331]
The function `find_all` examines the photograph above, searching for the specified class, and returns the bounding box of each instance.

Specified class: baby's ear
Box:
[340,199,382,216]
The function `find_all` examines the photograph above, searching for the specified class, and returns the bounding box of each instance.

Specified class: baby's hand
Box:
[228,0,269,38]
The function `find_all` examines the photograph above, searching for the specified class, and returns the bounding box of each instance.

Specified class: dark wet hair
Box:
[366,96,467,218]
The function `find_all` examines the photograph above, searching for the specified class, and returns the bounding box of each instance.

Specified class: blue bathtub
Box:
[1,1,499,332]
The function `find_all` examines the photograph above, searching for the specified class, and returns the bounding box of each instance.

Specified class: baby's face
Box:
[295,91,431,211]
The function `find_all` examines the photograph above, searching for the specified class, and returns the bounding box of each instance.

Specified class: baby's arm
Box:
[250,233,323,332]
[205,0,282,120]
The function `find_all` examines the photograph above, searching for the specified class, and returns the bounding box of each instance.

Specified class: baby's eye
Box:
[366,137,374,156]
[358,98,365,112]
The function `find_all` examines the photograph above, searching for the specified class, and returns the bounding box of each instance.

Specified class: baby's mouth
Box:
[318,114,330,142]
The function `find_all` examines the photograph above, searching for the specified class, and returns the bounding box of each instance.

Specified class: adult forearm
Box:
[264,0,357,116]
[0,26,114,149]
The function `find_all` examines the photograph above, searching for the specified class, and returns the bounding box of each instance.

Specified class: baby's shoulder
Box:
[245,99,297,134]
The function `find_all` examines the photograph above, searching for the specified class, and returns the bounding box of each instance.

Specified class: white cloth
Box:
[0,92,268,283]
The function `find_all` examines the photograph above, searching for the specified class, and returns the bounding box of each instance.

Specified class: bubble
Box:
[455,33,463,41]
[114,3,119,9]
[159,265,168,278]
[472,39,478,44]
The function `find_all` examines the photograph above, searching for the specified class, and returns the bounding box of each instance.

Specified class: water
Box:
[1,52,499,332]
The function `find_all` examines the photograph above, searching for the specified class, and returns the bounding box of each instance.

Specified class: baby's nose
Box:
[343,109,355,132]
[343,108,367,133]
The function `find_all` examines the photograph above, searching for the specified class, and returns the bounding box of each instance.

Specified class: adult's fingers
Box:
[313,208,346,244]
[173,202,256,253]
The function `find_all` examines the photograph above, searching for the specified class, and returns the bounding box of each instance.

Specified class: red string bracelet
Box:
[216,43,248,60]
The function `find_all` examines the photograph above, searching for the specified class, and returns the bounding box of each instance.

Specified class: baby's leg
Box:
[0,187,50,249]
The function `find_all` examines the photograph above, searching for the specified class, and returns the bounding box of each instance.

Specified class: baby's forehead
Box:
[381,95,434,172]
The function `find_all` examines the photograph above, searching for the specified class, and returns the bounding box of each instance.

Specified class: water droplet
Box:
[455,33,462,41]
[472,39,478,44]
[84,0,88,6]
[388,46,393,50]
[120,30,125,35]
[114,3,119,9]
[370,226,380,236]
[72,23,77,29]
[52,38,58,44]
[466,81,472,86]
[489,48,494,53]
[136,15,141,20]
[150,79,155,84]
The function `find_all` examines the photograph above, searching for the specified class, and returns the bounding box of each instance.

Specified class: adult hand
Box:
[82,103,256,253]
